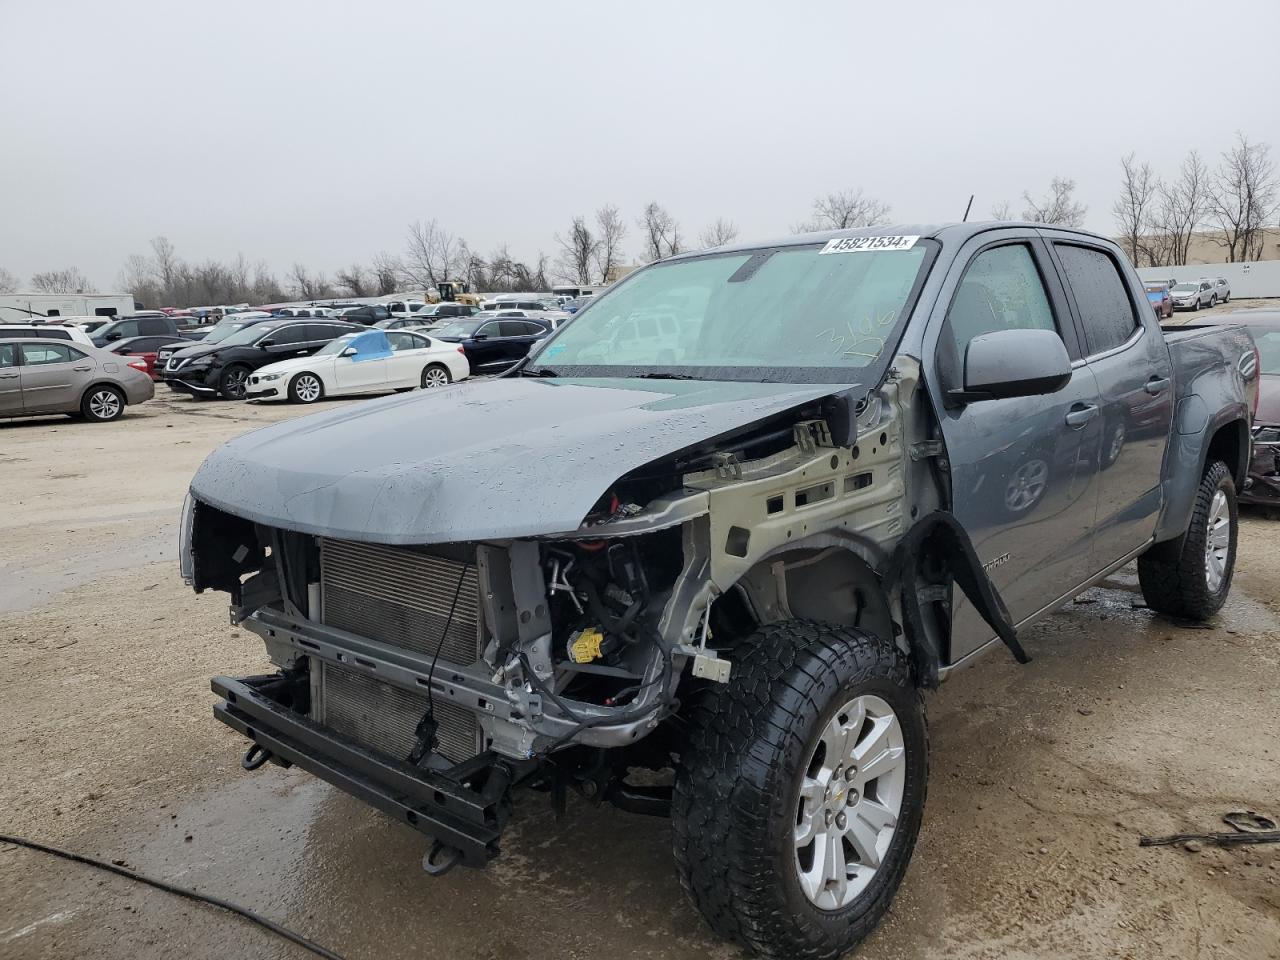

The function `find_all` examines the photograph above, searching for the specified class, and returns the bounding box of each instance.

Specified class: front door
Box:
[0,343,21,414]
[333,330,391,392]
[1045,238,1174,567]
[18,342,90,413]
[925,236,1104,661]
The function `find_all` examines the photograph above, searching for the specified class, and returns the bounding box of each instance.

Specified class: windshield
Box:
[528,239,936,381]
[218,321,282,348]
[1172,283,1198,292]
[1249,329,1280,375]
[435,319,483,337]
[200,319,251,344]
[315,334,359,357]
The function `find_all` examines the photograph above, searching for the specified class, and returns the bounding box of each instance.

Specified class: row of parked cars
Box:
[1144,276,1232,317]
[0,290,592,421]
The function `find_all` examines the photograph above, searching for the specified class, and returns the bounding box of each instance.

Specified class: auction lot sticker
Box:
[819,235,919,254]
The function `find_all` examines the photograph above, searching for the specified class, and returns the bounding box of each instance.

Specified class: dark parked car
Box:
[376,303,479,330]
[91,314,204,347]
[335,304,390,324]
[106,335,191,381]
[156,314,280,371]
[1144,282,1173,319]
[430,316,549,372]
[1232,313,1280,507]
[159,319,365,399]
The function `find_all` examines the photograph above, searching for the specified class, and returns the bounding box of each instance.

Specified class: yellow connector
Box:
[568,627,604,664]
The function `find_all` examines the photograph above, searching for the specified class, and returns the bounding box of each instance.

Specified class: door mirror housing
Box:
[258,339,275,349]
[340,346,358,357]
[472,333,488,341]
[949,328,1071,403]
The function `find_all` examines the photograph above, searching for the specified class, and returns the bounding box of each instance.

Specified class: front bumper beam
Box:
[212,672,513,867]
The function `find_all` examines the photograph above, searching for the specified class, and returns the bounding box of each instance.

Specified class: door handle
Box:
[1145,375,1170,394]
[0,373,18,379]
[73,365,92,372]
[1065,403,1099,428]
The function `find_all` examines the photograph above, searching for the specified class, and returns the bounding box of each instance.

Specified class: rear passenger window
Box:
[944,243,1059,364]
[1054,244,1139,355]
[20,343,75,365]
[0,343,15,367]
[138,318,168,335]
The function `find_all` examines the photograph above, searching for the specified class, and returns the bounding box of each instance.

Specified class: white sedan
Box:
[245,329,469,404]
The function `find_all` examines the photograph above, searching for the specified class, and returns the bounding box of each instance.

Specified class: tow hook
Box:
[421,839,463,877]
[241,743,273,771]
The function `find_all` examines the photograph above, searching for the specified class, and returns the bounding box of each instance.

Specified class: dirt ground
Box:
[2,348,1279,960]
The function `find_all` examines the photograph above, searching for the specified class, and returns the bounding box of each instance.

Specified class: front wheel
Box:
[1138,459,1237,619]
[218,365,251,400]
[1210,294,1218,307]
[421,363,451,389]
[1191,298,1200,311]
[673,621,927,960]
[288,372,324,404]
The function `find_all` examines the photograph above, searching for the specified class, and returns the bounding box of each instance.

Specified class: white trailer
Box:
[0,292,136,323]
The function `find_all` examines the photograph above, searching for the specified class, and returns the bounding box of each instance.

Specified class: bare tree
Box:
[555,216,597,284]
[370,252,401,296]
[697,217,739,249]
[1112,153,1158,265]
[30,267,96,294]
[0,267,20,293]
[151,236,179,290]
[795,189,891,232]
[289,263,333,301]
[592,204,627,283]
[1209,133,1279,262]
[990,201,1013,220]
[1150,150,1209,266]
[1021,177,1087,227]
[638,202,683,261]
[335,263,371,298]
[403,219,462,291]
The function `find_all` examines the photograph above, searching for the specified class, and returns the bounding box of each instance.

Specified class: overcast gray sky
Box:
[4,0,1279,291]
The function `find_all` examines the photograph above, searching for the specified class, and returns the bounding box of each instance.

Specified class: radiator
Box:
[316,538,483,764]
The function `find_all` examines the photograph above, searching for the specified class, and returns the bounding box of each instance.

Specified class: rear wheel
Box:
[288,372,324,404]
[218,365,251,400]
[81,385,124,422]
[421,364,451,389]
[673,621,927,960]
[1138,459,1237,620]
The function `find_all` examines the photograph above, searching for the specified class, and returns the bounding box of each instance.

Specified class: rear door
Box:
[18,342,93,412]
[1044,236,1174,568]
[0,342,21,414]
[384,331,430,385]
[923,232,1104,661]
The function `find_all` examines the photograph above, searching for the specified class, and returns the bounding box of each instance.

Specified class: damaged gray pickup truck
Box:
[184,222,1257,959]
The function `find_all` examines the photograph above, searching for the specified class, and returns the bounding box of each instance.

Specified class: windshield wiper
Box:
[522,366,560,377]
[633,372,703,381]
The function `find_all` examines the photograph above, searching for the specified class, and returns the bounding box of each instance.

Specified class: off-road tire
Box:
[218,364,251,400]
[672,620,927,960]
[1138,459,1237,620]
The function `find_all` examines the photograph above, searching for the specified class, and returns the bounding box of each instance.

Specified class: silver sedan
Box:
[0,337,154,422]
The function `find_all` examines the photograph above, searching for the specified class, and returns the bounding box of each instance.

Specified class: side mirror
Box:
[106,332,122,341]
[472,333,488,341]
[950,328,1071,403]
[340,346,358,357]
[258,339,274,349]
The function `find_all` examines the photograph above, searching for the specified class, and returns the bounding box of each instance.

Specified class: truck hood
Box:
[189,376,854,544]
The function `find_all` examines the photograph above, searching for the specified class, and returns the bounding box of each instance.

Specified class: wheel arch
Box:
[1154,407,1249,543]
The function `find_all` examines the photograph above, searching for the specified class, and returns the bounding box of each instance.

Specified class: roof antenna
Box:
[962,194,974,223]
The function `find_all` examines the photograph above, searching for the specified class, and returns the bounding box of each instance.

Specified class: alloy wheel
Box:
[793,694,906,910]
[1204,489,1230,592]
[224,368,249,399]
[295,374,322,402]
[89,390,121,420]
[422,366,450,388]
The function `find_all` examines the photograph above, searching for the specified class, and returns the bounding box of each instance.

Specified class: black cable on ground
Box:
[0,833,345,960]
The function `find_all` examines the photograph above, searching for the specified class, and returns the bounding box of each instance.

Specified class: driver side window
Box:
[944,244,1059,363]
